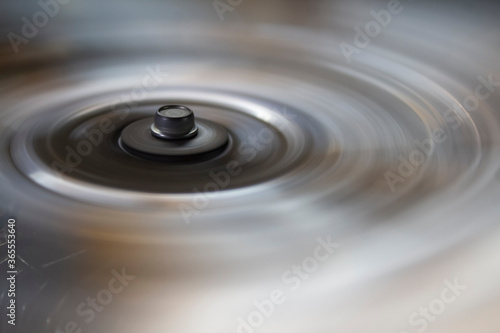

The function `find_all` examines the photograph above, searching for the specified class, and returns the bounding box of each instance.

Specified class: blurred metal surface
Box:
[1,1,500,333]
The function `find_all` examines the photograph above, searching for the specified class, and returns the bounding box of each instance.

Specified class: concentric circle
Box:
[120,117,229,161]
[1,15,500,333]
[10,94,309,195]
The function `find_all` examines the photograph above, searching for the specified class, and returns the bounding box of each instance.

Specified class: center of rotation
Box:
[159,107,190,118]
[119,104,230,162]
[152,104,198,140]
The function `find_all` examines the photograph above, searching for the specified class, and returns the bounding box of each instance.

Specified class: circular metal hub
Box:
[120,113,229,161]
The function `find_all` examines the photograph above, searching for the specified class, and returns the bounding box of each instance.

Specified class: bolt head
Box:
[152,105,198,139]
